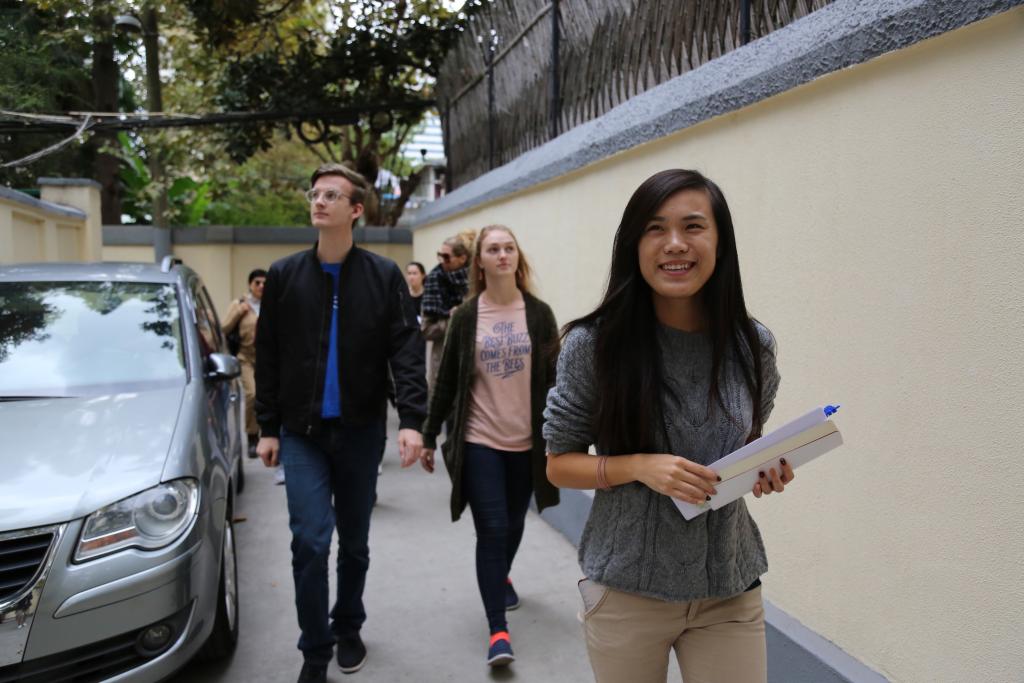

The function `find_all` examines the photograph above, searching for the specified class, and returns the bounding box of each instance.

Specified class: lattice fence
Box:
[436,0,834,189]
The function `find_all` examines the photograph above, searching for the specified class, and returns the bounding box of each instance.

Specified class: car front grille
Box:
[0,531,54,605]
[0,602,193,683]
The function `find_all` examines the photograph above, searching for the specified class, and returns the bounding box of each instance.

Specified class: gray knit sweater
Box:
[542,322,781,602]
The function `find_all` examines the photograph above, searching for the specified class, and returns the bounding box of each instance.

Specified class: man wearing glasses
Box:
[255,163,427,683]
[421,234,471,394]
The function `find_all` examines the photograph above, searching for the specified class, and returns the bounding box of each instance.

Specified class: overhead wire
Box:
[0,115,94,168]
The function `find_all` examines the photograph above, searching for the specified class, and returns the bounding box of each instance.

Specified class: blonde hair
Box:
[470,224,534,296]
[444,228,477,258]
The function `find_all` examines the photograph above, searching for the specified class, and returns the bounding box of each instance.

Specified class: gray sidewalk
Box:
[172,410,604,683]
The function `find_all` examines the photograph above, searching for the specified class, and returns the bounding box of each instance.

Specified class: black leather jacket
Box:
[255,244,427,437]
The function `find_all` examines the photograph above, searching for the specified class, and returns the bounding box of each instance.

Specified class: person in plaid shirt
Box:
[421,233,472,393]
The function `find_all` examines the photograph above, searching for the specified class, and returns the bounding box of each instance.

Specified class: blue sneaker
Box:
[487,631,514,667]
[505,579,520,611]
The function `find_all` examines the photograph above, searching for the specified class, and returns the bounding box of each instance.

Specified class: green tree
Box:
[0,1,96,188]
[4,1,480,228]
[203,136,322,226]
[195,0,482,226]
[0,0,148,221]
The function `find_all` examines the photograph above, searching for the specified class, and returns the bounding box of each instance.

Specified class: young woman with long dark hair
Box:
[544,169,791,682]
[420,225,560,668]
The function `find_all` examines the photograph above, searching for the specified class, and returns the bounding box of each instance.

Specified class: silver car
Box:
[0,259,245,682]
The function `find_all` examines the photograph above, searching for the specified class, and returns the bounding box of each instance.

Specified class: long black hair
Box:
[564,169,766,454]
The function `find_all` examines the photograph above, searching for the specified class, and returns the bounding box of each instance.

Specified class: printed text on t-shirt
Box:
[479,320,530,379]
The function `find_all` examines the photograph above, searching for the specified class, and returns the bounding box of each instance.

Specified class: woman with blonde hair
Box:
[420,225,560,667]
[421,232,474,393]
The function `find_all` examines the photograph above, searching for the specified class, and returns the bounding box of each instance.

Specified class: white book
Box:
[674,406,843,520]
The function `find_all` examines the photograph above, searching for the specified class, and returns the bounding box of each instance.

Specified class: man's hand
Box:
[257,436,280,467]
[239,301,252,314]
[397,429,423,468]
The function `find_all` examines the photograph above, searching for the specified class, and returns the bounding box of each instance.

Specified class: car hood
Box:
[0,386,185,531]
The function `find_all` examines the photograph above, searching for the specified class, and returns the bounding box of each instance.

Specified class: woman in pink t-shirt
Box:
[420,225,560,668]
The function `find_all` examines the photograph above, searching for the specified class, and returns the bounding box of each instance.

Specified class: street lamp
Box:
[114,11,171,262]
[113,14,142,33]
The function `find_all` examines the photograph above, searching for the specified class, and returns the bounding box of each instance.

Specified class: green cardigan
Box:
[422,291,561,522]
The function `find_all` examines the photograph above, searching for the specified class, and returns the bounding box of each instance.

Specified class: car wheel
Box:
[198,512,239,661]
[235,455,246,495]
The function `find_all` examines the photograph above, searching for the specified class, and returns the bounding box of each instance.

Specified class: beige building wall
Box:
[0,196,92,264]
[39,181,103,261]
[361,242,412,267]
[7,211,45,262]
[414,10,1024,683]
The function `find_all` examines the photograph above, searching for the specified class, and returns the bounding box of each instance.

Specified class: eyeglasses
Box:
[304,189,352,204]
[436,252,451,262]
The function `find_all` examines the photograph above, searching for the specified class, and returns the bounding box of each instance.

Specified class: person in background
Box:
[222,268,266,460]
[544,169,791,683]
[419,225,560,668]
[421,233,472,395]
[405,261,426,322]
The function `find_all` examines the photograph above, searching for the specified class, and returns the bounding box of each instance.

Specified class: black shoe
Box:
[336,632,367,674]
[297,661,327,683]
[505,579,520,610]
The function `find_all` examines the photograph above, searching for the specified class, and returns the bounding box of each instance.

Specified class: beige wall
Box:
[363,242,413,268]
[102,240,411,318]
[39,183,103,261]
[414,10,1024,682]
[0,195,96,264]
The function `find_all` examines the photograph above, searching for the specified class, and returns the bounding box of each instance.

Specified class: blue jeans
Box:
[462,442,534,633]
[280,420,385,664]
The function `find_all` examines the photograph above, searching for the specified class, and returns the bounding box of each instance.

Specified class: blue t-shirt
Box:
[321,262,342,418]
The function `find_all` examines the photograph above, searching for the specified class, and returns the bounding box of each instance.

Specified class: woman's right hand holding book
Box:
[630,454,719,505]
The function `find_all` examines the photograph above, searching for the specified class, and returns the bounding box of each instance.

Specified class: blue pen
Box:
[824,404,841,417]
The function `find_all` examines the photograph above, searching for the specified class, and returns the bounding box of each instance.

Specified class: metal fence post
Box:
[442,100,453,193]
[740,0,751,45]
[487,44,496,171]
[549,0,561,140]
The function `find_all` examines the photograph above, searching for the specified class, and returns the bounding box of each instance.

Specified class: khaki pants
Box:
[239,360,257,436]
[580,580,767,683]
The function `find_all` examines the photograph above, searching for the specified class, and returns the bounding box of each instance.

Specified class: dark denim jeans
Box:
[280,420,384,664]
[462,442,534,633]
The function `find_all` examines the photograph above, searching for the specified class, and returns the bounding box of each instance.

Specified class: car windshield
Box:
[0,281,186,396]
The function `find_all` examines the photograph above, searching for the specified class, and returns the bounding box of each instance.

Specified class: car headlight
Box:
[75,479,200,562]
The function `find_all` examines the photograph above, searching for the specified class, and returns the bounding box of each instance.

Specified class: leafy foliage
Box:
[203,136,320,226]
[115,131,214,225]
[4,0,480,227]
[0,1,96,186]
[202,0,484,225]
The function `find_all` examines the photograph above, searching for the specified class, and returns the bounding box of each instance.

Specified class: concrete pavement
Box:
[171,411,622,683]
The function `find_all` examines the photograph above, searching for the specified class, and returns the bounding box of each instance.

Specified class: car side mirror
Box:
[205,353,241,381]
